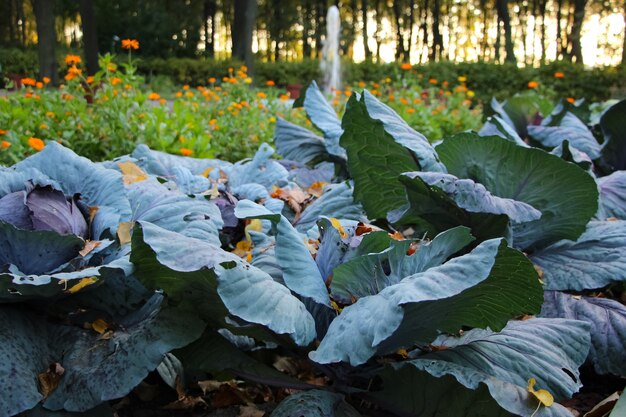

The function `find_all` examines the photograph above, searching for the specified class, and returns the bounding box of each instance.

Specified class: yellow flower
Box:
[244,77,252,84]
[467,90,475,98]
[179,148,193,156]
[39,123,48,130]
[121,39,139,50]
[458,75,467,83]
[65,54,81,65]
[148,92,161,100]
[28,137,45,151]
[269,116,276,123]
[46,111,55,118]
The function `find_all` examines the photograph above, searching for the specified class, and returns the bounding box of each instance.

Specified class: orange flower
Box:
[179,148,193,156]
[528,81,539,89]
[429,78,438,85]
[1,140,10,149]
[0,129,7,135]
[107,63,117,72]
[42,76,51,84]
[65,65,82,81]
[159,98,167,105]
[148,92,160,100]
[65,54,81,65]
[175,91,183,98]
[28,137,45,151]
[265,80,275,87]
[35,82,43,89]
[111,77,122,86]
[566,97,576,104]
[21,77,36,87]
[86,76,95,84]
[121,39,139,50]
[257,91,267,99]
[406,108,416,114]
[208,77,216,84]
[401,63,412,71]
[554,72,565,79]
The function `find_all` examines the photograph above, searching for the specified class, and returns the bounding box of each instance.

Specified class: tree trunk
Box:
[373,0,383,61]
[79,0,99,75]
[496,0,516,64]
[204,0,217,57]
[406,0,415,59]
[420,0,429,63]
[232,0,257,70]
[622,0,626,66]
[430,0,443,61]
[32,0,58,84]
[362,0,372,59]
[314,0,325,56]
[556,0,563,59]
[302,0,312,58]
[567,0,586,63]
[392,1,405,61]
[539,0,547,63]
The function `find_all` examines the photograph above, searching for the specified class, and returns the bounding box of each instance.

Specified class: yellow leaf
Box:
[117,221,133,245]
[201,167,214,177]
[91,318,109,334]
[330,218,348,238]
[67,277,98,294]
[118,161,148,185]
[233,240,252,257]
[244,219,262,241]
[527,378,554,407]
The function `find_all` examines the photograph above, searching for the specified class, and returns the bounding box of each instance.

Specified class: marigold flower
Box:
[401,63,412,71]
[429,78,438,85]
[358,81,366,88]
[111,77,122,86]
[121,39,139,50]
[46,111,55,118]
[554,72,565,79]
[240,65,248,72]
[0,129,7,135]
[406,108,416,114]
[21,77,36,87]
[107,63,117,72]
[179,148,193,156]
[35,82,43,89]
[528,81,539,89]
[1,140,10,149]
[256,92,267,99]
[65,65,82,81]
[265,80,275,87]
[208,77,216,84]
[175,91,183,98]
[467,90,475,98]
[159,98,167,105]
[566,97,576,104]
[28,137,45,151]
[148,92,160,100]
[65,54,81,65]
[458,75,467,83]
[42,76,51,84]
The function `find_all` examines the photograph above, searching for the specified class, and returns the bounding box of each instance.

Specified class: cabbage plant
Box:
[126,84,599,417]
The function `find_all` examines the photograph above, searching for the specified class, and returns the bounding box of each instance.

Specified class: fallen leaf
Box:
[91,318,110,334]
[239,405,265,417]
[67,277,98,294]
[117,221,133,245]
[38,363,65,398]
[329,218,348,238]
[88,206,99,225]
[355,222,374,236]
[202,167,215,177]
[198,380,226,395]
[79,240,101,257]
[212,383,254,408]
[307,181,327,198]
[163,396,207,410]
[118,161,148,184]
[583,391,620,417]
[528,378,554,407]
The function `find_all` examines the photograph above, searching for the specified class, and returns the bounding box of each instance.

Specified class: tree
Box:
[232,0,257,69]
[32,0,57,84]
[567,0,587,63]
[495,0,516,64]
[203,0,217,57]
[362,0,372,60]
[79,0,99,75]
